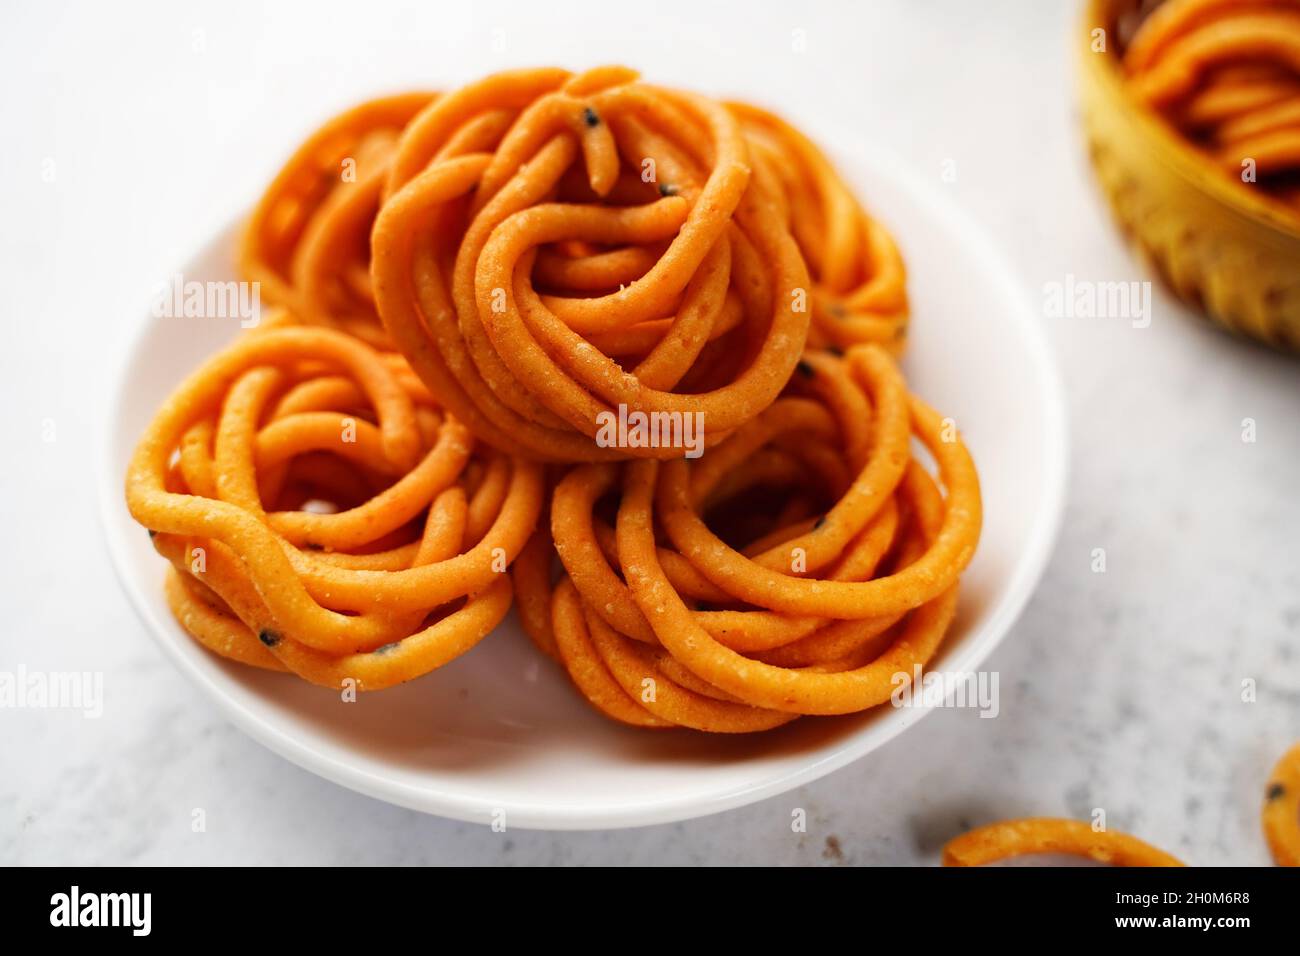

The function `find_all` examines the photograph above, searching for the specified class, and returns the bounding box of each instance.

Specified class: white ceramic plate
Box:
[100,137,1067,830]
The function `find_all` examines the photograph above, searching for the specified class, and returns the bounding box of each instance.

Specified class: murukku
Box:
[131,68,969,738]
[1263,741,1300,866]
[728,102,909,352]
[943,742,1300,867]
[1124,0,1300,214]
[125,313,542,690]
[240,92,436,349]
[370,67,910,462]
[942,818,1186,867]
[533,344,981,732]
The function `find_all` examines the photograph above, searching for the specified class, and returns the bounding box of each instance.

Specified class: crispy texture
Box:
[125,315,541,690]
[943,818,1186,867]
[537,345,982,732]
[370,67,906,462]
[129,68,973,728]
[240,92,436,349]
[943,742,1300,867]
[1125,0,1300,213]
[1263,741,1300,866]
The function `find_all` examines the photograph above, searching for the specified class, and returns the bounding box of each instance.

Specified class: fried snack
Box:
[240,92,436,349]
[511,522,561,661]
[942,818,1186,867]
[125,316,543,690]
[371,66,908,462]
[946,744,1300,867]
[1124,0,1300,213]
[728,103,909,352]
[537,345,980,732]
[1263,741,1300,866]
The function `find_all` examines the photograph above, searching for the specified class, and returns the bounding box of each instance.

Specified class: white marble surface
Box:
[1,0,1296,866]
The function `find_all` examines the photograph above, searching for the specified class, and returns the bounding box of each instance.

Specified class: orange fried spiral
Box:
[943,819,1185,866]
[1125,0,1300,212]
[942,738,1300,866]
[129,68,951,717]
[240,92,435,349]
[513,345,982,732]
[370,66,906,463]
[729,102,909,351]
[125,314,543,690]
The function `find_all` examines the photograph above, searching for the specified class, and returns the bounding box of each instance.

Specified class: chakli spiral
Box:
[240,92,434,348]
[1124,0,1300,212]
[512,345,981,731]
[129,66,970,735]
[370,66,906,462]
[126,315,542,690]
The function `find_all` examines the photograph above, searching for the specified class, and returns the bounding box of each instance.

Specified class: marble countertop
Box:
[2,0,1296,866]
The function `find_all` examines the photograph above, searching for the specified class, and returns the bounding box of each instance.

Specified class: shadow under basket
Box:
[1078,0,1300,352]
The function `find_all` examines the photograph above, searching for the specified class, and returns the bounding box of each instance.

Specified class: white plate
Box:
[100,138,1067,830]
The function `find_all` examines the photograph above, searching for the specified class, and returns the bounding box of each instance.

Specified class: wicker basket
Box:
[1078,0,1300,351]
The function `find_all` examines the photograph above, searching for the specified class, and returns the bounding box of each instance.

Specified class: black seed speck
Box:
[813,516,826,530]
[258,628,281,648]
[796,360,815,379]
[1267,782,1286,800]
[147,529,157,539]
[303,542,323,551]
[827,346,844,357]
[582,107,600,128]
[658,183,678,197]
[375,641,401,655]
